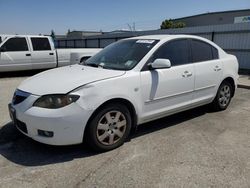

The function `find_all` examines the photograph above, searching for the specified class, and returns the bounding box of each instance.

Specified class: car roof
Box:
[0,34,49,38]
[127,34,208,41]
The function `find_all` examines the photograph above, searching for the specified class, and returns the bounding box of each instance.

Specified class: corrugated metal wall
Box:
[55,23,250,69]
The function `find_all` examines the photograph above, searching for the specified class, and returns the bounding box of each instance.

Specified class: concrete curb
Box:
[238,84,250,90]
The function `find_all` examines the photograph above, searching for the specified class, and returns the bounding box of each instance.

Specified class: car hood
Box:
[18,65,125,95]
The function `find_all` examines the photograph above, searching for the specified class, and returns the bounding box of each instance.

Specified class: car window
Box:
[0,37,2,44]
[85,39,159,70]
[191,39,218,62]
[151,39,190,67]
[212,46,219,59]
[31,37,51,51]
[1,37,28,52]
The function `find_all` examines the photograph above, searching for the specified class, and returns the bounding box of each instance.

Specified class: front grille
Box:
[12,89,30,105]
[16,119,28,134]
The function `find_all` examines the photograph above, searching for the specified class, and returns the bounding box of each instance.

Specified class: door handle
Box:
[26,53,31,56]
[214,65,221,72]
[182,71,193,78]
[49,53,54,55]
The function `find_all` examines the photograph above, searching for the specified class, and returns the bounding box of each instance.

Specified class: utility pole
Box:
[127,23,132,31]
[133,22,135,31]
[127,22,136,31]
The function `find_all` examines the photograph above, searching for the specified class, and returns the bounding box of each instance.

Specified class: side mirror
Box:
[149,59,171,69]
[0,47,5,52]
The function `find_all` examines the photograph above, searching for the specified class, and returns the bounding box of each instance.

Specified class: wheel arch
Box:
[221,77,236,97]
[84,98,138,139]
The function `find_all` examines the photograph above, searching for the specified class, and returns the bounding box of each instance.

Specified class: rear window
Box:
[191,39,218,63]
[31,37,51,51]
[212,47,219,59]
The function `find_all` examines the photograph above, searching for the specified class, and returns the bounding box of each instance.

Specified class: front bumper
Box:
[9,94,93,146]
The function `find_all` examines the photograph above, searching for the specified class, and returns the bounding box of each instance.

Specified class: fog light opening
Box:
[38,130,54,137]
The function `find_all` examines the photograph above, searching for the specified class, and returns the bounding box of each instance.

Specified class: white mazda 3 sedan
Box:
[9,35,239,151]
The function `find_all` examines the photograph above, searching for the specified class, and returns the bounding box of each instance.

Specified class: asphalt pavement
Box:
[0,72,250,188]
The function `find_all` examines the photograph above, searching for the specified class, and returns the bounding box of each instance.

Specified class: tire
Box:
[210,81,233,111]
[85,103,132,152]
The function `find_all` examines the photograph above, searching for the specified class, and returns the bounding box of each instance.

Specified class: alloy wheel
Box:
[96,111,127,146]
[218,85,231,107]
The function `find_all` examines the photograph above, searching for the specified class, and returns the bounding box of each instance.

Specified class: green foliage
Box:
[160,19,174,29]
[160,19,186,29]
[174,22,186,28]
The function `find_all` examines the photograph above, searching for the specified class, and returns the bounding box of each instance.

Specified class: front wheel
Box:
[85,103,132,152]
[210,81,233,111]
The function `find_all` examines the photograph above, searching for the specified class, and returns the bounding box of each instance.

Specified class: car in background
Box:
[9,35,239,151]
[0,35,101,72]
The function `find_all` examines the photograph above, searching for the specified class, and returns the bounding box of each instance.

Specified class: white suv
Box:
[9,35,239,151]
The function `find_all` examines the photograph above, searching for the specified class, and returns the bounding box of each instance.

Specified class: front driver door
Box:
[0,37,32,72]
[140,39,195,122]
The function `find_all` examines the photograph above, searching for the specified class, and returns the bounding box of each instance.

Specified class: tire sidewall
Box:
[216,81,232,110]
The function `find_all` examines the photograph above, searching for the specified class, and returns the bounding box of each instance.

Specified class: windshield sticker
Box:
[125,60,135,67]
[136,40,155,44]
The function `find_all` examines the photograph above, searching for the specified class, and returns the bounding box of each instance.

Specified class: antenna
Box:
[127,22,136,31]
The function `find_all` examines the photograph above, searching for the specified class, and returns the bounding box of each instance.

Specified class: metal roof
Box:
[173,9,250,21]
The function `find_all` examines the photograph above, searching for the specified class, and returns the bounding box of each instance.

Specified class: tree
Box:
[160,19,186,29]
[67,29,71,35]
[174,22,186,28]
[161,19,174,29]
[50,30,55,41]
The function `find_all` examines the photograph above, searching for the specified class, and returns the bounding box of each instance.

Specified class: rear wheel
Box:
[210,81,233,111]
[85,103,131,152]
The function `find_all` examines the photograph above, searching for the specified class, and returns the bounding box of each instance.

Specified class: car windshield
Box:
[84,39,159,70]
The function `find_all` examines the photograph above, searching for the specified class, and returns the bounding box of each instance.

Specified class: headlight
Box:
[33,94,80,109]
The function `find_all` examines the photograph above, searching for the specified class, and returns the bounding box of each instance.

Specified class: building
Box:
[173,9,250,27]
[66,30,103,39]
[54,34,67,40]
[55,9,250,70]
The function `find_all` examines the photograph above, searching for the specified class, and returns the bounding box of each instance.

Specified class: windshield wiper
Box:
[85,63,124,70]
[85,63,99,68]
[85,63,105,69]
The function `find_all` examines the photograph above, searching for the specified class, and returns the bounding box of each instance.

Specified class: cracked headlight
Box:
[33,94,80,109]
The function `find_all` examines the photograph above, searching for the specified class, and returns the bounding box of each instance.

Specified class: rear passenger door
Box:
[0,37,32,72]
[140,39,195,121]
[191,39,222,103]
[29,37,56,69]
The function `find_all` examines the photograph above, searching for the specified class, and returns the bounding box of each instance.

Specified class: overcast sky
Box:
[0,0,249,35]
